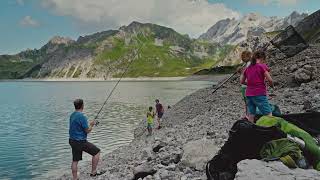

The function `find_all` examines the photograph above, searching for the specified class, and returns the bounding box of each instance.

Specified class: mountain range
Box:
[199,11,308,45]
[1,10,318,79]
[0,22,232,79]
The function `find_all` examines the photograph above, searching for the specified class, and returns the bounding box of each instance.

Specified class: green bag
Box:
[260,138,303,168]
[257,116,320,171]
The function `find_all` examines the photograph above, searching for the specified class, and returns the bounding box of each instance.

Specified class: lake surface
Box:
[0,81,211,180]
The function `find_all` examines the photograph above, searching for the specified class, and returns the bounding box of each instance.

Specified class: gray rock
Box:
[133,163,157,180]
[294,68,313,84]
[153,141,167,153]
[181,175,188,180]
[289,64,298,72]
[159,169,172,179]
[235,159,320,180]
[143,175,153,180]
[141,147,154,161]
[181,138,218,171]
[165,164,176,171]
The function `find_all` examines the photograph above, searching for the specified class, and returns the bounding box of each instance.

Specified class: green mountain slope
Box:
[0,22,232,79]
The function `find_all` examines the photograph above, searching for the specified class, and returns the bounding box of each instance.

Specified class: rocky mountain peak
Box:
[48,36,75,45]
[119,21,147,33]
[243,12,264,22]
[199,11,308,45]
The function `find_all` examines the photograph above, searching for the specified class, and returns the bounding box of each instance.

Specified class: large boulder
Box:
[235,159,320,180]
[133,163,157,180]
[181,138,218,171]
[294,65,317,84]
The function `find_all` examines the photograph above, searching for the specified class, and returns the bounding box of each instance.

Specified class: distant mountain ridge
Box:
[199,11,308,45]
[0,22,232,79]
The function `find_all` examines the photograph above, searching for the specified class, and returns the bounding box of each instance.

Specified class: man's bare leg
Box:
[157,117,161,129]
[71,161,78,180]
[91,152,100,175]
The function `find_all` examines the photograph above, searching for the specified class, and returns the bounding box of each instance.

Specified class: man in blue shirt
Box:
[69,99,101,180]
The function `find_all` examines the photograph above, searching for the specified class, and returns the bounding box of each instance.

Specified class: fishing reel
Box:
[95,120,100,126]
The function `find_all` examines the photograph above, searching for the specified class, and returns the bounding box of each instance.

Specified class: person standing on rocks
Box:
[146,106,155,136]
[239,51,252,119]
[69,99,102,180]
[240,51,274,122]
[155,99,164,129]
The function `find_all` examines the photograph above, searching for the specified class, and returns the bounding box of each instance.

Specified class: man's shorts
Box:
[157,112,164,118]
[69,139,100,161]
[247,95,272,115]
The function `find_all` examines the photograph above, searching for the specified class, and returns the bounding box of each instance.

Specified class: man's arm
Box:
[85,120,95,134]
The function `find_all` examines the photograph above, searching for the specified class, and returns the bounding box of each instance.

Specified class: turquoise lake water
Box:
[0,81,211,180]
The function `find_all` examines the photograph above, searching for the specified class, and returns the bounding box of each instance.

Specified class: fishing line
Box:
[94,46,142,124]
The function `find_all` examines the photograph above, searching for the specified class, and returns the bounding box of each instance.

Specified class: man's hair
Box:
[241,51,252,62]
[155,99,159,103]
[251,50,266,65]
[74,99,84,110]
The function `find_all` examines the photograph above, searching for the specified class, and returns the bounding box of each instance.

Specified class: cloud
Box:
[41,0,240,37]
[16,0,25,6]
[248,0,300,6]
[19,16,40,27]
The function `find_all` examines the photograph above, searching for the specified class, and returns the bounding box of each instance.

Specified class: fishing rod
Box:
[93,47,141,125]
[211,42,273,95]
[211,63,245,94]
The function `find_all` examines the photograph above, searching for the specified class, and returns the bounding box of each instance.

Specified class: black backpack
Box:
[206,120,286,180]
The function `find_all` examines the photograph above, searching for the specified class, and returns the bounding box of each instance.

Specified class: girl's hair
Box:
[241,51,252,62]
[251,50,266,65]
[149,106,153,111]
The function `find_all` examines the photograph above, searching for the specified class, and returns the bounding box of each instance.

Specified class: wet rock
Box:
[181,138,218,171]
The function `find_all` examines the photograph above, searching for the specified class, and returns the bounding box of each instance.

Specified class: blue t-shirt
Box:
[69,111,89,141]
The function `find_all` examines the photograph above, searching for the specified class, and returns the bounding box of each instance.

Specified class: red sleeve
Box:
[260,64,269,73]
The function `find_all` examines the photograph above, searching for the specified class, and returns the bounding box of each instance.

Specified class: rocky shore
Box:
[54,45,320,180]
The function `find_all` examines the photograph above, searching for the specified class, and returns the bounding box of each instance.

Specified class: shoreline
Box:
[0,74,229,82]
[52,45,320,179]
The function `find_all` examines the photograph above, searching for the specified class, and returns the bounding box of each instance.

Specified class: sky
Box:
[0,0,319,55]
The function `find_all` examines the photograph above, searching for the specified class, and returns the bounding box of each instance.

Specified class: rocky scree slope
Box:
[54,42,320,179]
[0,22,232,79]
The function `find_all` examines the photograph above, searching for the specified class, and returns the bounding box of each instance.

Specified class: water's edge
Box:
[0,74,229,82]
